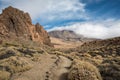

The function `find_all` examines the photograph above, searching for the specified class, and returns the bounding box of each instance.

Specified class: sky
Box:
[0,0,120,39]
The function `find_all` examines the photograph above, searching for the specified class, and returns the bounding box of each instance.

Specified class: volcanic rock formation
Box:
[0,6,51,46]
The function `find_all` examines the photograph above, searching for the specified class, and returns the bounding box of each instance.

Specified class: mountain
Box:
[49,30,98,48]
[49,30,97,42]
[0,6,51,46]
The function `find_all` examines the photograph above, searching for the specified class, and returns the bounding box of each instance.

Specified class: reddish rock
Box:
[0,6,51,46]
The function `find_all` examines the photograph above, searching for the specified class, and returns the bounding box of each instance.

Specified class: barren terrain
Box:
[50,37,83,49]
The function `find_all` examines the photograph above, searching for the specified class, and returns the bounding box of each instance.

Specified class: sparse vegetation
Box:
[0,43,47,80]
[98,57,120,80]
[60,37,120,80]
[68,59,102,80]
[0,56,33,74]
[0,24,119,80]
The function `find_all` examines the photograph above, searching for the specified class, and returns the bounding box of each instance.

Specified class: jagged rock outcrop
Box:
[0,6,51,46]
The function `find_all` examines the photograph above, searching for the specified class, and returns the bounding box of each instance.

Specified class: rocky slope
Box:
[77,37,120,55]
[0,6,51,46]
[64,37,120,80]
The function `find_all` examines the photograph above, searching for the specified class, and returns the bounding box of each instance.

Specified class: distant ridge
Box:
[49,30,97,42]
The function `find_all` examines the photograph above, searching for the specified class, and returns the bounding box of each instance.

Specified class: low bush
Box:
[68,59,102,80]
[0,70,10,80]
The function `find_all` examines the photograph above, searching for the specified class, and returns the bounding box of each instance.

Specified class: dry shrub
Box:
[1,41,21,47]
[0,47,21,60]
[0,70,10,80]
[0,56,33,73]
[31,53,42,61]
[98,57,120,80]
[68,59,102,80]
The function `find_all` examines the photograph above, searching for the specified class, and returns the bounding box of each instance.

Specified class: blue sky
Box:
[0,0,120,39]
[84,0,120,19]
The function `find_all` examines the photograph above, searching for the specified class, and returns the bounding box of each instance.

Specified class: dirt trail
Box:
[51,56,72,80]
[11,54,72,80]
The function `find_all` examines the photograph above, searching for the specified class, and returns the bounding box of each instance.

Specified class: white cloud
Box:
[80,0,103,3]
[48,19,120,39]
[0,0,87,24]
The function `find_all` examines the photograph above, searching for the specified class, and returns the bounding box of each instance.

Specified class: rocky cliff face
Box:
[0,6,51,46]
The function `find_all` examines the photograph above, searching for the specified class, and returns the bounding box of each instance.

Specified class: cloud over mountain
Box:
[48,19,120,39]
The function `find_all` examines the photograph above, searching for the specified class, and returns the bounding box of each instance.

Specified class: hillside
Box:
[64,37,120,80]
